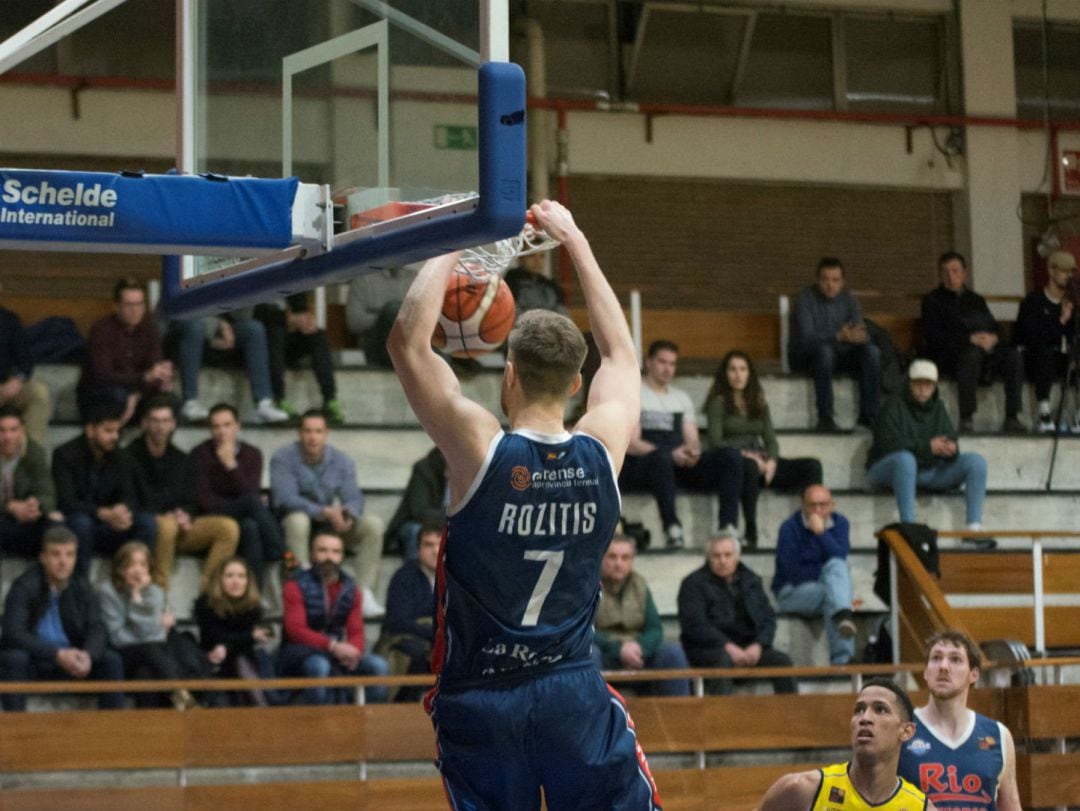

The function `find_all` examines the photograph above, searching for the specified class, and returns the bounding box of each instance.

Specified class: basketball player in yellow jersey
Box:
[758,678,938,811]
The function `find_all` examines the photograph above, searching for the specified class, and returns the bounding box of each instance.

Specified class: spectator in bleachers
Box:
[621,340,741,550]
[97,541,200,709]
[164,309,288,424]
[504,252,569,318]
[53,402,157,578]
[190,403,285,585]
[1015,250,1078,433]
[772,484,856,666]
[0,525,124,711]
[920,251,1025,433]
[865,359,993,551]
[77,277,172,426]
[788,257,881,433]
[254,293,344,424]
[375,519,441,702]
[0,295,51,444]
[194,556,271,706]
[705,350,823,548]
[126,395,239,589]
[677,530,796,695]
[1,404,61,558]
[270,408,384,611]
[345,265,419,368]
[593,534,690,697]
[280,531,389,704]
[385,446,447,560]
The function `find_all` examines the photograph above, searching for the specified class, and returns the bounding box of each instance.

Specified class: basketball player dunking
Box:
[388,200,662,810]
[897,630,1021,811]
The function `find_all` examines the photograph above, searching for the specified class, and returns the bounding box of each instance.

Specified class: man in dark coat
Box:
[677,530,796,695]
[920,251,1024,433]
[0,525,124,710]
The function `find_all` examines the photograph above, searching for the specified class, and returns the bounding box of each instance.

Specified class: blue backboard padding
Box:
[162,61,527,317]
[0,170,298,249]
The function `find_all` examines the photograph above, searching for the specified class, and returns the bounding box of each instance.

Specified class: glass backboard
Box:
[163,0,525,316]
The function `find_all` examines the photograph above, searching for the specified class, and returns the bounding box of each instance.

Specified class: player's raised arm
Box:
[387,254,501,491]
[530,201,639,469]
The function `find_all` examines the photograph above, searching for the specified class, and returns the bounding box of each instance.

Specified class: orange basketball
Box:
[432,268,516,358]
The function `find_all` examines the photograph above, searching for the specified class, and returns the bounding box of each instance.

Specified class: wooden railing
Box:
[2,660,1079,810]
[878,528,1080,662]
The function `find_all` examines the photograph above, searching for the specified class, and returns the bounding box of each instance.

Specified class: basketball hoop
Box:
[343,192,560,277]
[458,213,561,276]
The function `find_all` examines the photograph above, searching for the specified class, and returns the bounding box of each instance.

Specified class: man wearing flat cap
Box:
[865,359,993,549]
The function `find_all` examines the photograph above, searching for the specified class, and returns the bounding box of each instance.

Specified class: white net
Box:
[458,221,561,276]
[409,192,562,277]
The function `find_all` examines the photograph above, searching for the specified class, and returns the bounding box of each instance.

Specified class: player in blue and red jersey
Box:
[898,629,1021,811]
[388,199,661,810]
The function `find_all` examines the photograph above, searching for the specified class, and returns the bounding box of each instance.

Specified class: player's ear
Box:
[567,372,582,397]
[899,720,916,743]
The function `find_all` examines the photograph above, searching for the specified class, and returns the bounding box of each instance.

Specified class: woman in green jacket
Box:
[705,350,823,546]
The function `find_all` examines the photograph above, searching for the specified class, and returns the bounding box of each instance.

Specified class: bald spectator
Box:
[678,532,796,695]
[772,485,856,666]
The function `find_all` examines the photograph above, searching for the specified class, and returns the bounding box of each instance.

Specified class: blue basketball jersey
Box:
[898,709,1006,811]
[432,428,620,689]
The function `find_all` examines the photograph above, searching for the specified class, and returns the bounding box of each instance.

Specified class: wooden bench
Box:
[4,670,1073,811]
[936,542,1080,651]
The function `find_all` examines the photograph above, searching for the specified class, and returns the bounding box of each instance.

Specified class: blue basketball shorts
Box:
[428,664,662,811]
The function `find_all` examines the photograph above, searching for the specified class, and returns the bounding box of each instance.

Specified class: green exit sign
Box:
[435,124,478,150]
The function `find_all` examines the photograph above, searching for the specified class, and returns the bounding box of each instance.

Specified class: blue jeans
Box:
[281,643,389,704]
[865,450,987,525]
[790,341,881,422]
[775,557,855,665]
[0,647,125,711]
[590,641,691,697]
[168,317,273,403]
[66,510,159,578]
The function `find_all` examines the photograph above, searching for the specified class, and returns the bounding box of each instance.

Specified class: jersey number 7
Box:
[521,550,564,626]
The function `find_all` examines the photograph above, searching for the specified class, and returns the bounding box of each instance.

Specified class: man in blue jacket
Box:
[773,484,856,665]
[0,525,124,710]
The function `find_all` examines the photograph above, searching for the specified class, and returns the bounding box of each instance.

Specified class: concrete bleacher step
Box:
[35,363,1054,433]
[617,490,1080,554]
[41,421,1080,494]
[35,363,504,428]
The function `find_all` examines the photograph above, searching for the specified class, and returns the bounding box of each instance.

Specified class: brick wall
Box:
[562,175,956,314]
